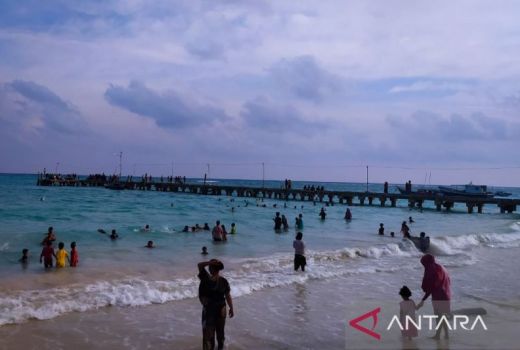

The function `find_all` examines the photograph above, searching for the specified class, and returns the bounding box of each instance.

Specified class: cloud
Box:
[104,80,229,128]
[269,55,340,102]
[386,110,509,142]
[240,96,327,133]
[1,80,84,134]
[388,80,473,94]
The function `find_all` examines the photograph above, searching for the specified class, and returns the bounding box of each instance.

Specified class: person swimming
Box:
[319,208,326,220]
[344,208,352,221]
[19,249,29,264]
[145,240,154,248]
[110,229,119,240]
[201,246,208,255]
[141,224,151,232]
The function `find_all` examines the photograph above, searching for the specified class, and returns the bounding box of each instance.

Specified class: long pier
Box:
[36,176,519,214]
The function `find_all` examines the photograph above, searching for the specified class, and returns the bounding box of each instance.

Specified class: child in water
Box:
[40,240,55,268]
[293,232,306,271]
[145,240,154,248]
[70,242,79,267]
[201,246,208,255]
[230,223,237,234]
[19,249,29,264]
[399,286,418,340]
[55,242,69,268]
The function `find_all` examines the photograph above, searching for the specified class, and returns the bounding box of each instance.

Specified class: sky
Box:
[1,0,520,185]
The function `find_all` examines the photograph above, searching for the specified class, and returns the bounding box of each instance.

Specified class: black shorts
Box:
[294,254,306,270]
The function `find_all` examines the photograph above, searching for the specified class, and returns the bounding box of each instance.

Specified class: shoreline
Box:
[1,247,519,349]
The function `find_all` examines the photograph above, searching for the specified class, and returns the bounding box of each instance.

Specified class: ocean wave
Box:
[1,232,518,326]
[0,242,418,326]
[430,232,520,255]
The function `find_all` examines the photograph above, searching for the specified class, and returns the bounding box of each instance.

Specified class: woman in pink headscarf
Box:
[417,254,451,339]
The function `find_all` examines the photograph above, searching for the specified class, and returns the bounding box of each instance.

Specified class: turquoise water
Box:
[0,173,519,326]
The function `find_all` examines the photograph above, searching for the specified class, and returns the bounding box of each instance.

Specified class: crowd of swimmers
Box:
[20,227,80,269]
[377,216,430,252]
[273,212,305,232]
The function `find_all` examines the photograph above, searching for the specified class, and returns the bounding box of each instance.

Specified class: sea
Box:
[0,173,519,349]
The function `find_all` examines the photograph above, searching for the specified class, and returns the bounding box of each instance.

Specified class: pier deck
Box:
[36,177,519,214]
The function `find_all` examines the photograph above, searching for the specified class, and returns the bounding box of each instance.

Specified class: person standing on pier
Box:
[384,181,389,194]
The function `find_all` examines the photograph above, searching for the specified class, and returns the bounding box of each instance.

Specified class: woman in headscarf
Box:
[417,254,451,339]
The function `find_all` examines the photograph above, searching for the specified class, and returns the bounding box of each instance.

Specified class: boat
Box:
[438,183,494,198]
[494,191,512,197]
[396,186,439,195]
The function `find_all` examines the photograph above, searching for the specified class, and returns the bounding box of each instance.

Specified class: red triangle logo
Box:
[349,307,381,340]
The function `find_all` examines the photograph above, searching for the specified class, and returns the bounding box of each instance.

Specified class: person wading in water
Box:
[198,259,234,350]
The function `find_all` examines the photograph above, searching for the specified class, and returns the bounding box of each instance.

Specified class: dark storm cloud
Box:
[5,80,84,134]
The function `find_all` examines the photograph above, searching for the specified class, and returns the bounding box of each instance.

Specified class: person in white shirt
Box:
[293,232,306,271]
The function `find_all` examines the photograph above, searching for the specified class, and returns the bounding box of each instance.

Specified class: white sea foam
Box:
[511,222,520,232]
[0,241,417,326]
[430,232,520,255]
[1,231,518,326]
[0,242,8,251]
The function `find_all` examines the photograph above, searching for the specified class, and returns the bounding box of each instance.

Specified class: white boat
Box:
[438,183,494,198]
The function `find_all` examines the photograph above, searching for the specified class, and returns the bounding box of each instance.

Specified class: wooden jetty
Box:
[36,175,519,214]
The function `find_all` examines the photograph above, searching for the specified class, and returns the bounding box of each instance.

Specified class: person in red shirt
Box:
[70,241,79,267]
[40,240,56,268]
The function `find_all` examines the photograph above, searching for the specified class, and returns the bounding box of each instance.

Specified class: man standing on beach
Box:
[198,259,234,350]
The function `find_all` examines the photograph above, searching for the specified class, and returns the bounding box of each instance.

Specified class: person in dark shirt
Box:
[319,208,326,220]
[198,259,234,350]
[418,232,430,253]
[378,223,385,236]
[273,212,282,231]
